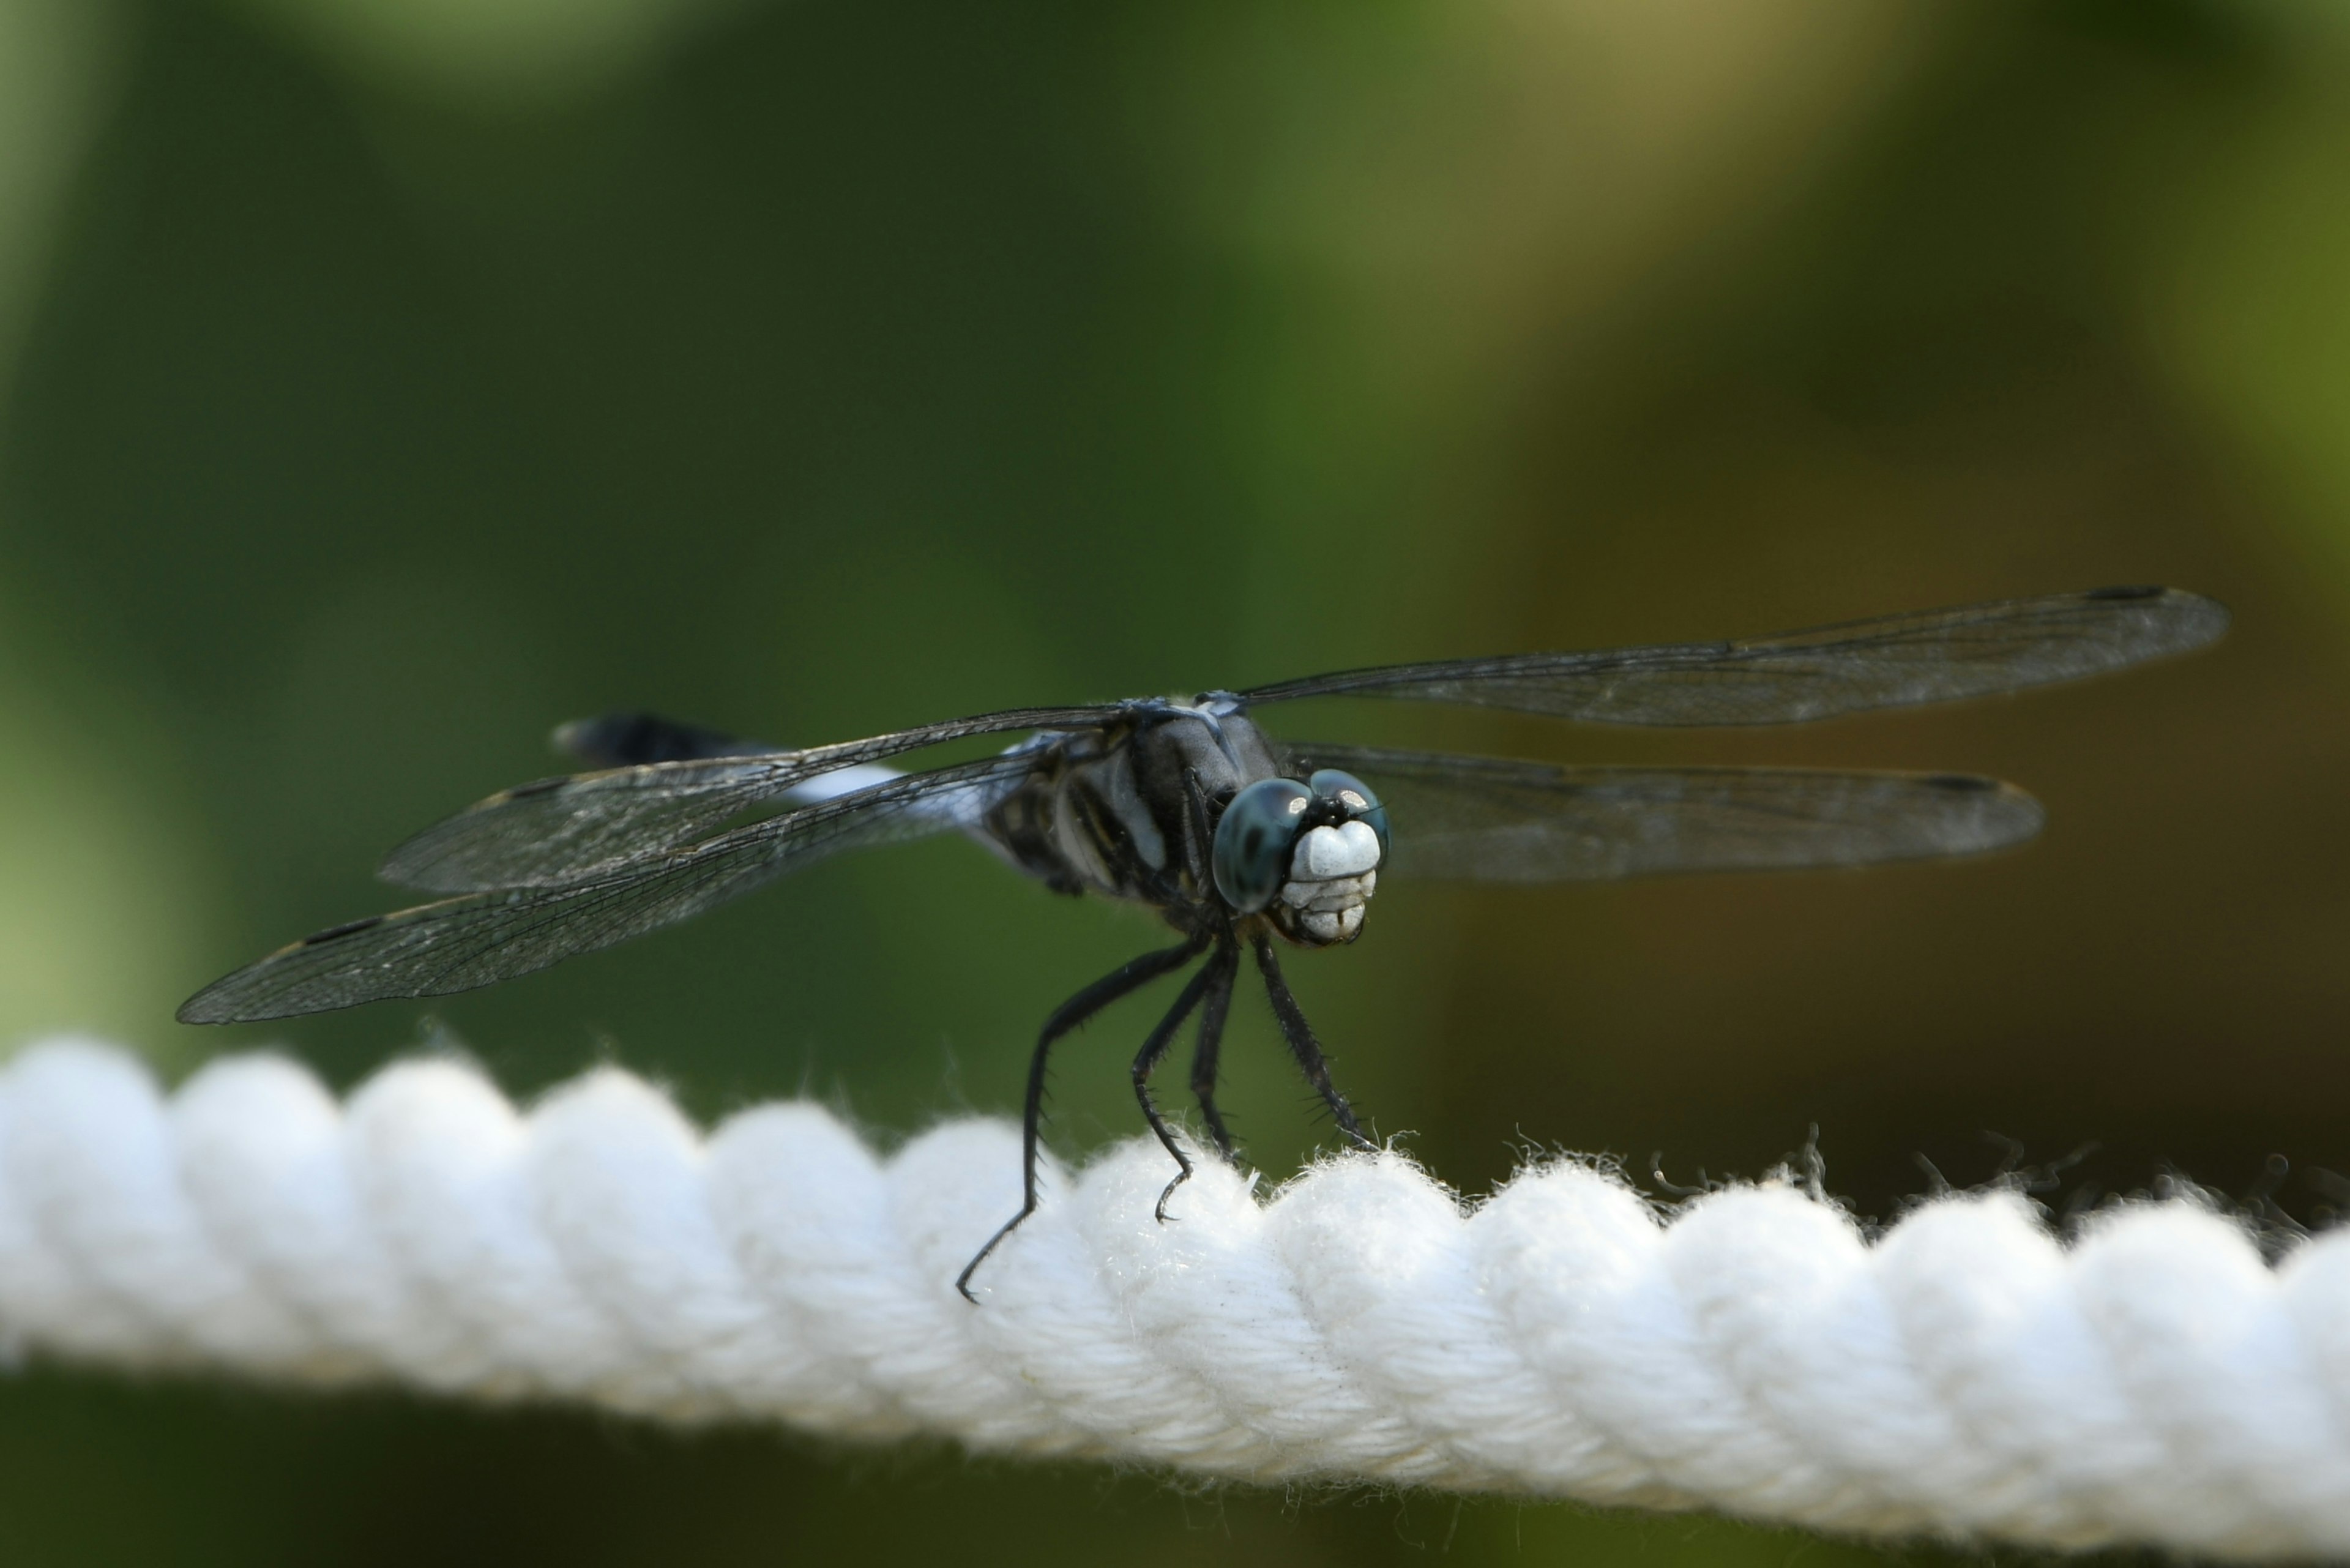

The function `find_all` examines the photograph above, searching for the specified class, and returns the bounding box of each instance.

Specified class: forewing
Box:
[181,755,1031,1023]
[1242,586,2226,725]
[379,703,1113,893]
[1283,744,2045,882]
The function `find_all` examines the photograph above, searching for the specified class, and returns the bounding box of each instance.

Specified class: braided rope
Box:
[0,1037,2341,1558]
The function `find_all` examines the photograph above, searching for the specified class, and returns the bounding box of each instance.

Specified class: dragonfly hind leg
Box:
[957,931,1210,1302]
[1251,933,1376,1151]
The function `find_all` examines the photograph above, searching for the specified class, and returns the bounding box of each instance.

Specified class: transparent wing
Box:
[1240,586,2226,725]
[1283,744,2045,882]
[379,703,1113,893]
[180,754,1032,1023]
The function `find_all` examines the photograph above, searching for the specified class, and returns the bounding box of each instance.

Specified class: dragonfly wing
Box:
[553,711,909,806]
[182,754,1032,1023]
[379,703,1113,893]
[1282,744,2045,883]
[1241,586,2226,725]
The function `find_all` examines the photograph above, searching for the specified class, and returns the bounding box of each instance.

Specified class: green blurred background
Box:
[0,0,2346,1561]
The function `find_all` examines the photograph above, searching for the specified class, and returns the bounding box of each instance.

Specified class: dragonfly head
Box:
[1212,769,1389,945]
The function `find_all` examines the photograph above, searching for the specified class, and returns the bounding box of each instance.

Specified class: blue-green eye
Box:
[1213,777,1311,913]
[1308,768,1389,858]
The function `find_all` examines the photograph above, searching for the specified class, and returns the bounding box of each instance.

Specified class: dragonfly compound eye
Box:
[1213,777,1313,913]
[1307,767,1389,857]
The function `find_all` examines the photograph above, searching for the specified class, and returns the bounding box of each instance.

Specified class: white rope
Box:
[0,1036,2343,1558]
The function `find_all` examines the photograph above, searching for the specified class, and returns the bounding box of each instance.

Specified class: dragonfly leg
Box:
[1187,936,1243,1165]
[1133,960,1220,1223]
[958,931,1210,1302]
[1251,933,1375,1151]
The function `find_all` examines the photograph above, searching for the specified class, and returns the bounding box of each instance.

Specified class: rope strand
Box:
[0,1036,2340,1559]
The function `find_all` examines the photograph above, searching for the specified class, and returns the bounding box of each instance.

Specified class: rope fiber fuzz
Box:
[0,1037,2343,1560]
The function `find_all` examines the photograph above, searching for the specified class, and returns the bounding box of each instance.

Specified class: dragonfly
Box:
[181,584,2226,1297]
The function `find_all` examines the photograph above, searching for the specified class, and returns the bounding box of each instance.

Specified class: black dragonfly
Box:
[181,585,2226,1297]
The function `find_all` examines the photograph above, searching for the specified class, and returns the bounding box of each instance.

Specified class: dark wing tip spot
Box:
[302,914,387,946]
[1921,772,1997,792]
[2083,584,2164,602]
[501,775,571,801]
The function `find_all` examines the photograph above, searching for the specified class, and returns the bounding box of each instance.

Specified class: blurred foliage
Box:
[226,0,753,102]
[0,0,2346,1563]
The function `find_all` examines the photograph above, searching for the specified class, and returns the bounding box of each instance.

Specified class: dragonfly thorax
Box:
[979,703,1285,910]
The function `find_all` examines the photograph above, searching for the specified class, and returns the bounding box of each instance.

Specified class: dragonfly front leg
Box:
[957,931,1210,1302]
[1251,933,1375,1151]
[1131,959,1222,1222]
[1187,936,1243,1165]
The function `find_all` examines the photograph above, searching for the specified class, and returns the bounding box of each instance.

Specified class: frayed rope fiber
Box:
[0,1038,2345,1558]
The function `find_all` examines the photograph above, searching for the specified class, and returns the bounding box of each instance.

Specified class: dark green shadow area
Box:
[0,1364,2154,1568]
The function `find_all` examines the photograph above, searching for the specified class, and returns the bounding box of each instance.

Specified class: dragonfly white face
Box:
[1276,818,1381,944]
